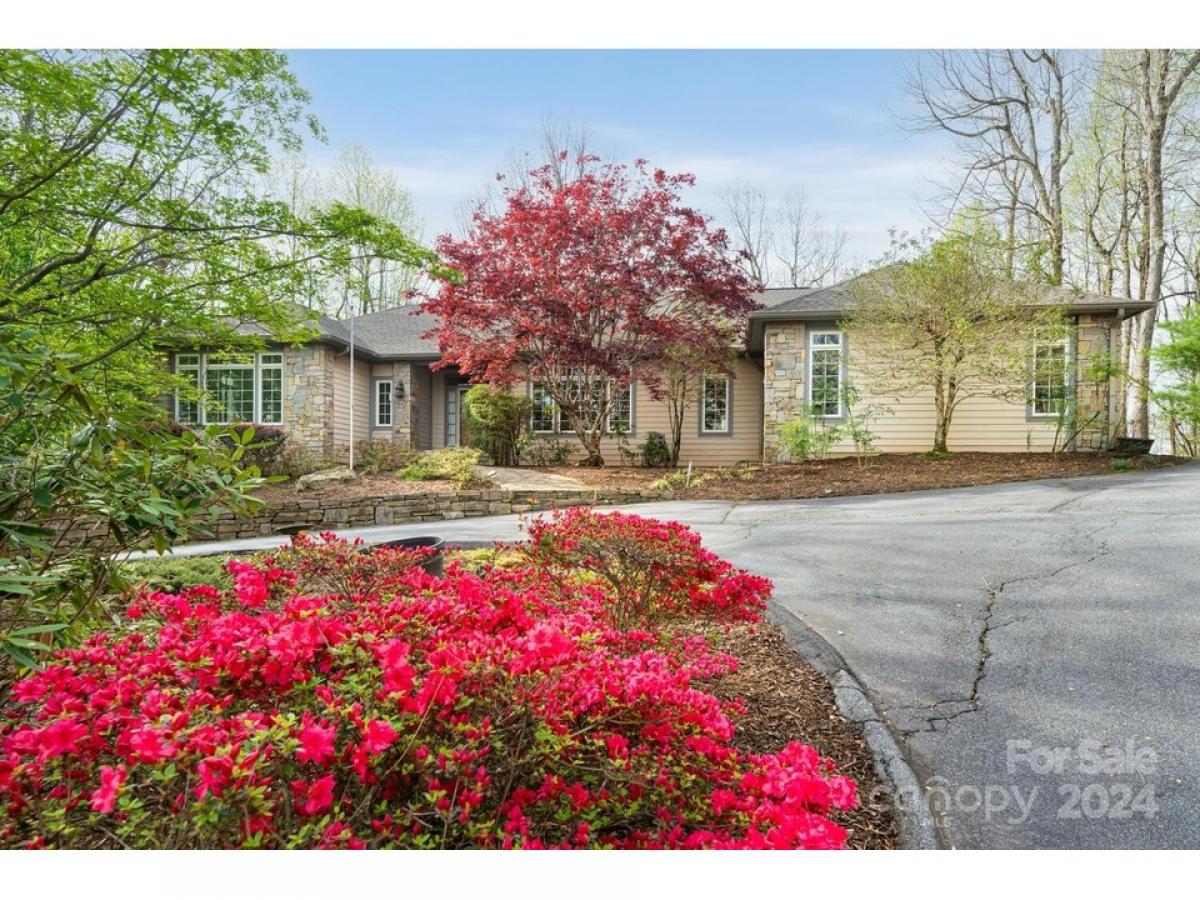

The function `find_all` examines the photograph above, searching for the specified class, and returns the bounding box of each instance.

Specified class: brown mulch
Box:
[254,473,490,504]
[540,452,1186,502]
[708,622,897,850]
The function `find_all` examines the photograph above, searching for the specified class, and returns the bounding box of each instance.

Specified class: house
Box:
[166,282,1153,466]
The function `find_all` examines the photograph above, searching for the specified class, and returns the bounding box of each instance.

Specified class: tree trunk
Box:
[1130,51,1167,439]
[577,428,605,467]
[932,374,949,452]
[666,395,685,467]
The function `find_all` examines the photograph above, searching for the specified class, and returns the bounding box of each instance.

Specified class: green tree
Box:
[463,385,532,467]
[0,50,447,668]
[1153,304,1200,456]
[0,50,445,403]
[846,227,1069,453]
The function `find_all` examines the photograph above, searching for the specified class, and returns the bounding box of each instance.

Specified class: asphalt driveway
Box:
[167,462,1200,849]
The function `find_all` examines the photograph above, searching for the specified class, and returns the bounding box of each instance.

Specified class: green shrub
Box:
[649,469,715,491]
[350,438,415,475]
[119,554,238,592]
[524,437,572,466]
[463,385,532,466]
[220,424,289,476]
[0,336,264,675]
[640,431,670,467]
[400,448,482,488]
[778,417,842,461]
[1110,457,1134,471]
[279,442,324,478]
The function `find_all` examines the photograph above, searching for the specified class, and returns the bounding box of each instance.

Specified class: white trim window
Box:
[808,330,844,418]
[1030,336,1070,417]
[375,380,393,427]
[174,354,201,425]
[530,383,557,433]
[259,353,283,424]
[606,383,633,434]
[174,351,284,426]
[701,374,730,434]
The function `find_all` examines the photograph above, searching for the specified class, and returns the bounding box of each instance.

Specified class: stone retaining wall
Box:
[211,487,660,539]
[54,488,663,549]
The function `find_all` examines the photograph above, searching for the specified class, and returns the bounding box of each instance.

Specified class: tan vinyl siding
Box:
[810,324,1059,455]
[329,353,370,454]
[521,357,764,467]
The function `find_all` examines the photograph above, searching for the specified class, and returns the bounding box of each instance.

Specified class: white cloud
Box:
[318,122,953,264]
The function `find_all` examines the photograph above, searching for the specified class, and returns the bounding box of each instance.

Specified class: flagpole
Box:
[348,303,355,474]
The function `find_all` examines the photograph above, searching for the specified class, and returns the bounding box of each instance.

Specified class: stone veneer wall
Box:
[284,345,335,460]
[1072,314,1118,451]
[209,488,659,539]
[761,322,807,462]
[52,489,662,549]
[392,361,415,448]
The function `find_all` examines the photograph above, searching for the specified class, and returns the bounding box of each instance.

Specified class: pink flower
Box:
[195,755,233,800]
[374,639,415,695]
[128,727,176,763]
[292,775,336,816]
[228,560,269,608]
[34,719,87,761]
[89,765,126,814]
[361,719,397,756]
[296,720,337,767]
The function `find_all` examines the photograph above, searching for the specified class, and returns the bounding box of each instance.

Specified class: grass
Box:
[118,554,247,592]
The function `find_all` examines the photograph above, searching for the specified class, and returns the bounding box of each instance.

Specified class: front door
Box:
[445,383,472,447]
[456,385,471,447]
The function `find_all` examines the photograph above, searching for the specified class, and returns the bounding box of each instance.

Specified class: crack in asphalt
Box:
[893,515,1118,737]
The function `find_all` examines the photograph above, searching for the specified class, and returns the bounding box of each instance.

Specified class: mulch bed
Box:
[539,452,1185,502]
[254,473,490,504]
[710,622,897,849]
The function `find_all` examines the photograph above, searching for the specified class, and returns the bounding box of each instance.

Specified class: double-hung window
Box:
[808,330,844,418]
[606,383,633,434]
[259,354,283,424]
[174,351,284,426]
[204,353,256,424]
[175,354,201,425]
[375,380,393,427]
[530,384,557,433]
[700,374,731,434]
[531,378,634,434]
[1030,336,1071,417]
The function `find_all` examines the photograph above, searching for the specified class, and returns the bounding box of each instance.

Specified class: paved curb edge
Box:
[766,600,944,850]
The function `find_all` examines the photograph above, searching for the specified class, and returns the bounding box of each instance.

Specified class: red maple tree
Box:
[423,158,756,466]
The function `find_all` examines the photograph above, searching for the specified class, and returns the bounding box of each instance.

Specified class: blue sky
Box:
[286,50,952,265]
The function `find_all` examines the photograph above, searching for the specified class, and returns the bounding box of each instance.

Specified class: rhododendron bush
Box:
[0,510,856,849]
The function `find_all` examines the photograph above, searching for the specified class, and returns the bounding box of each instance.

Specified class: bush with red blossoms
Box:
[0,511,856,849]
[521,507,770,629]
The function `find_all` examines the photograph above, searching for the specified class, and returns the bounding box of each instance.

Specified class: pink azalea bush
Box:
[0,510,856,849]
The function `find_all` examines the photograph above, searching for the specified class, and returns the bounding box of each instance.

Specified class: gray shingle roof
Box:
[341,305,440,358]
[227,305,436,359]
[748,278,1154,321]
[746,276,1155,353]
[750,283,856,316]
[228,309,351,343]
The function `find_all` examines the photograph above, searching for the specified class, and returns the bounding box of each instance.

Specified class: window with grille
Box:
[701,374,730,434]
[530,384,556,432]
[607,383,633,434]
[174,351,285,426]
[808,331,843,418]
[1030,338,1070,417]
[376,380,393,427]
